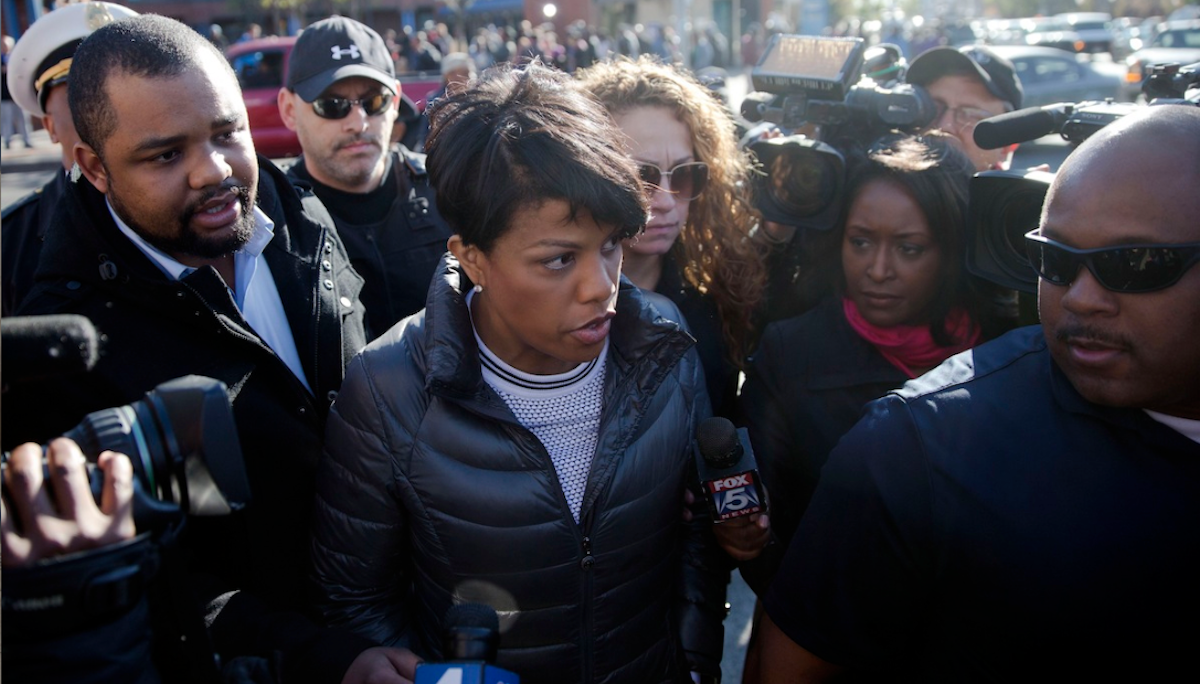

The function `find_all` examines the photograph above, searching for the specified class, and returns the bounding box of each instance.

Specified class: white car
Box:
[1123,20,1200,100]
[986,45,1128,107]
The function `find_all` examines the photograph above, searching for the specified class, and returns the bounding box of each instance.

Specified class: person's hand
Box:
[682,486,700,522]
[341,646,423,684]
[758,126,784,142]
[1,438,135,566]
[712,512,771,562]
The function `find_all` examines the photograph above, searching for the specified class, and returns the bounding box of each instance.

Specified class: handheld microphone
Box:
[694,417,767,523]
[414,603,519,684]
[973,104,1070,149]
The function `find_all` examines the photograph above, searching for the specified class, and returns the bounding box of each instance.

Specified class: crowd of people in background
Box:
[198,11,992,80]
[370,18,719,77]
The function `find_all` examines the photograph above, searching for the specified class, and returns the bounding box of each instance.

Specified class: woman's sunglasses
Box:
[637,161,709,201]
[311,91,394,120]
[1024,230,1200,293]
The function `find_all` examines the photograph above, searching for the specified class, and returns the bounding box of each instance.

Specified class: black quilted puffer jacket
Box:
[311,255,728,684]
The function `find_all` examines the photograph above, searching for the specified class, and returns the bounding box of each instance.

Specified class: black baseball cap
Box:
[908,45,1023,110]
[286,16,396,102]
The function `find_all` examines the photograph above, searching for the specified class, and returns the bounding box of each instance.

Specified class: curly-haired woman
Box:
[578,56,769,418]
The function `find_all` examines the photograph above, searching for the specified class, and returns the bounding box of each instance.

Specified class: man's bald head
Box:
[1046,106,1200,227]
[1037,104,1200,418]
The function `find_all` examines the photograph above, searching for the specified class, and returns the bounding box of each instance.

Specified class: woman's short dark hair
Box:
[424,61,648,253]
[806,132,1014,343]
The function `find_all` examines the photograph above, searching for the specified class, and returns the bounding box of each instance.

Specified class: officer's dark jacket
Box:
[1,170,68,316]
[4,157,371,681]
[287,146,451,340]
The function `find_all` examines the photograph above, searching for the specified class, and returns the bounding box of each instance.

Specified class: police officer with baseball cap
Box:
[278,16,450,340]
[907,44,1025,172]
[1,1,138,316]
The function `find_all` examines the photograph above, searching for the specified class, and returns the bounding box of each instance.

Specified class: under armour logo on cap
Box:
[330,45,361,61]
[286,16,396,102]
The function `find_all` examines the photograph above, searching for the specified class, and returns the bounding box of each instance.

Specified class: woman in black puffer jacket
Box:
[310,62,728,684]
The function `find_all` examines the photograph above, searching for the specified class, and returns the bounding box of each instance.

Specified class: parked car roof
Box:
[985,45,1129,107]
[227,37,301,158]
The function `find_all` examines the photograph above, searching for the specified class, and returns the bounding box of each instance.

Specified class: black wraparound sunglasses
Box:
[311,91,393,119]
[638,161,709,201]
[1024,230,1200,293]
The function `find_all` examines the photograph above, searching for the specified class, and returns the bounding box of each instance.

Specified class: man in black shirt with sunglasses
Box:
[757,104,1200,682]
[279,16,451,340]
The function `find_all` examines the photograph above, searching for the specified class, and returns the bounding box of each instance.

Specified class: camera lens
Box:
[767,148,841,218]
[748,135,845,230]
[967,171,1052,293]
[20,376,249,520]
[63,402,167,498]
[983,184,1046,289]
[995,187,1043,260]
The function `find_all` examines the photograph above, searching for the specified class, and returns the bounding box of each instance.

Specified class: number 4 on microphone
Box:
[417,663,519,684]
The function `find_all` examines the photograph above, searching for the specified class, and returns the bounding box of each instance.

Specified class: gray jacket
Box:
[312,255,727,683]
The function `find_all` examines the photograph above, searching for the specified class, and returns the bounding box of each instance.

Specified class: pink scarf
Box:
[843,297,982,379]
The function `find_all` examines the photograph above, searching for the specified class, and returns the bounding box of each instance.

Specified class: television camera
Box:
[2,314,249,683]
[740,34,938,229]
[967,61,1199,293]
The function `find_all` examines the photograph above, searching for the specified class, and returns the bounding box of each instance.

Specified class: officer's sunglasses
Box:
[1024,229,1200,293]
[311,91,394,119]
[638,162,709,201]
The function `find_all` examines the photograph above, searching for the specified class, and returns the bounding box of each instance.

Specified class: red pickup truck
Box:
[226,36,441,159]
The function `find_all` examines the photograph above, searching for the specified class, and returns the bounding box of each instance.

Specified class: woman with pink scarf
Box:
[735,132,1018,597]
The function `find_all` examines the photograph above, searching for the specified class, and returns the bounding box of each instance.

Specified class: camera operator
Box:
[2,440,154,684]
[746,42,1028,327]
[906,45,1024,172]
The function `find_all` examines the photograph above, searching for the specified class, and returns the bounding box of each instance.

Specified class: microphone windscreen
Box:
[442,603,499,663]
[1,314,100,385]
[974,107,1063,150]
[445,603,499,633]
[696,417,740,468]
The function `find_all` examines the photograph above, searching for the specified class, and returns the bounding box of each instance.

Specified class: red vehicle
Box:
[226,37,442,159]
